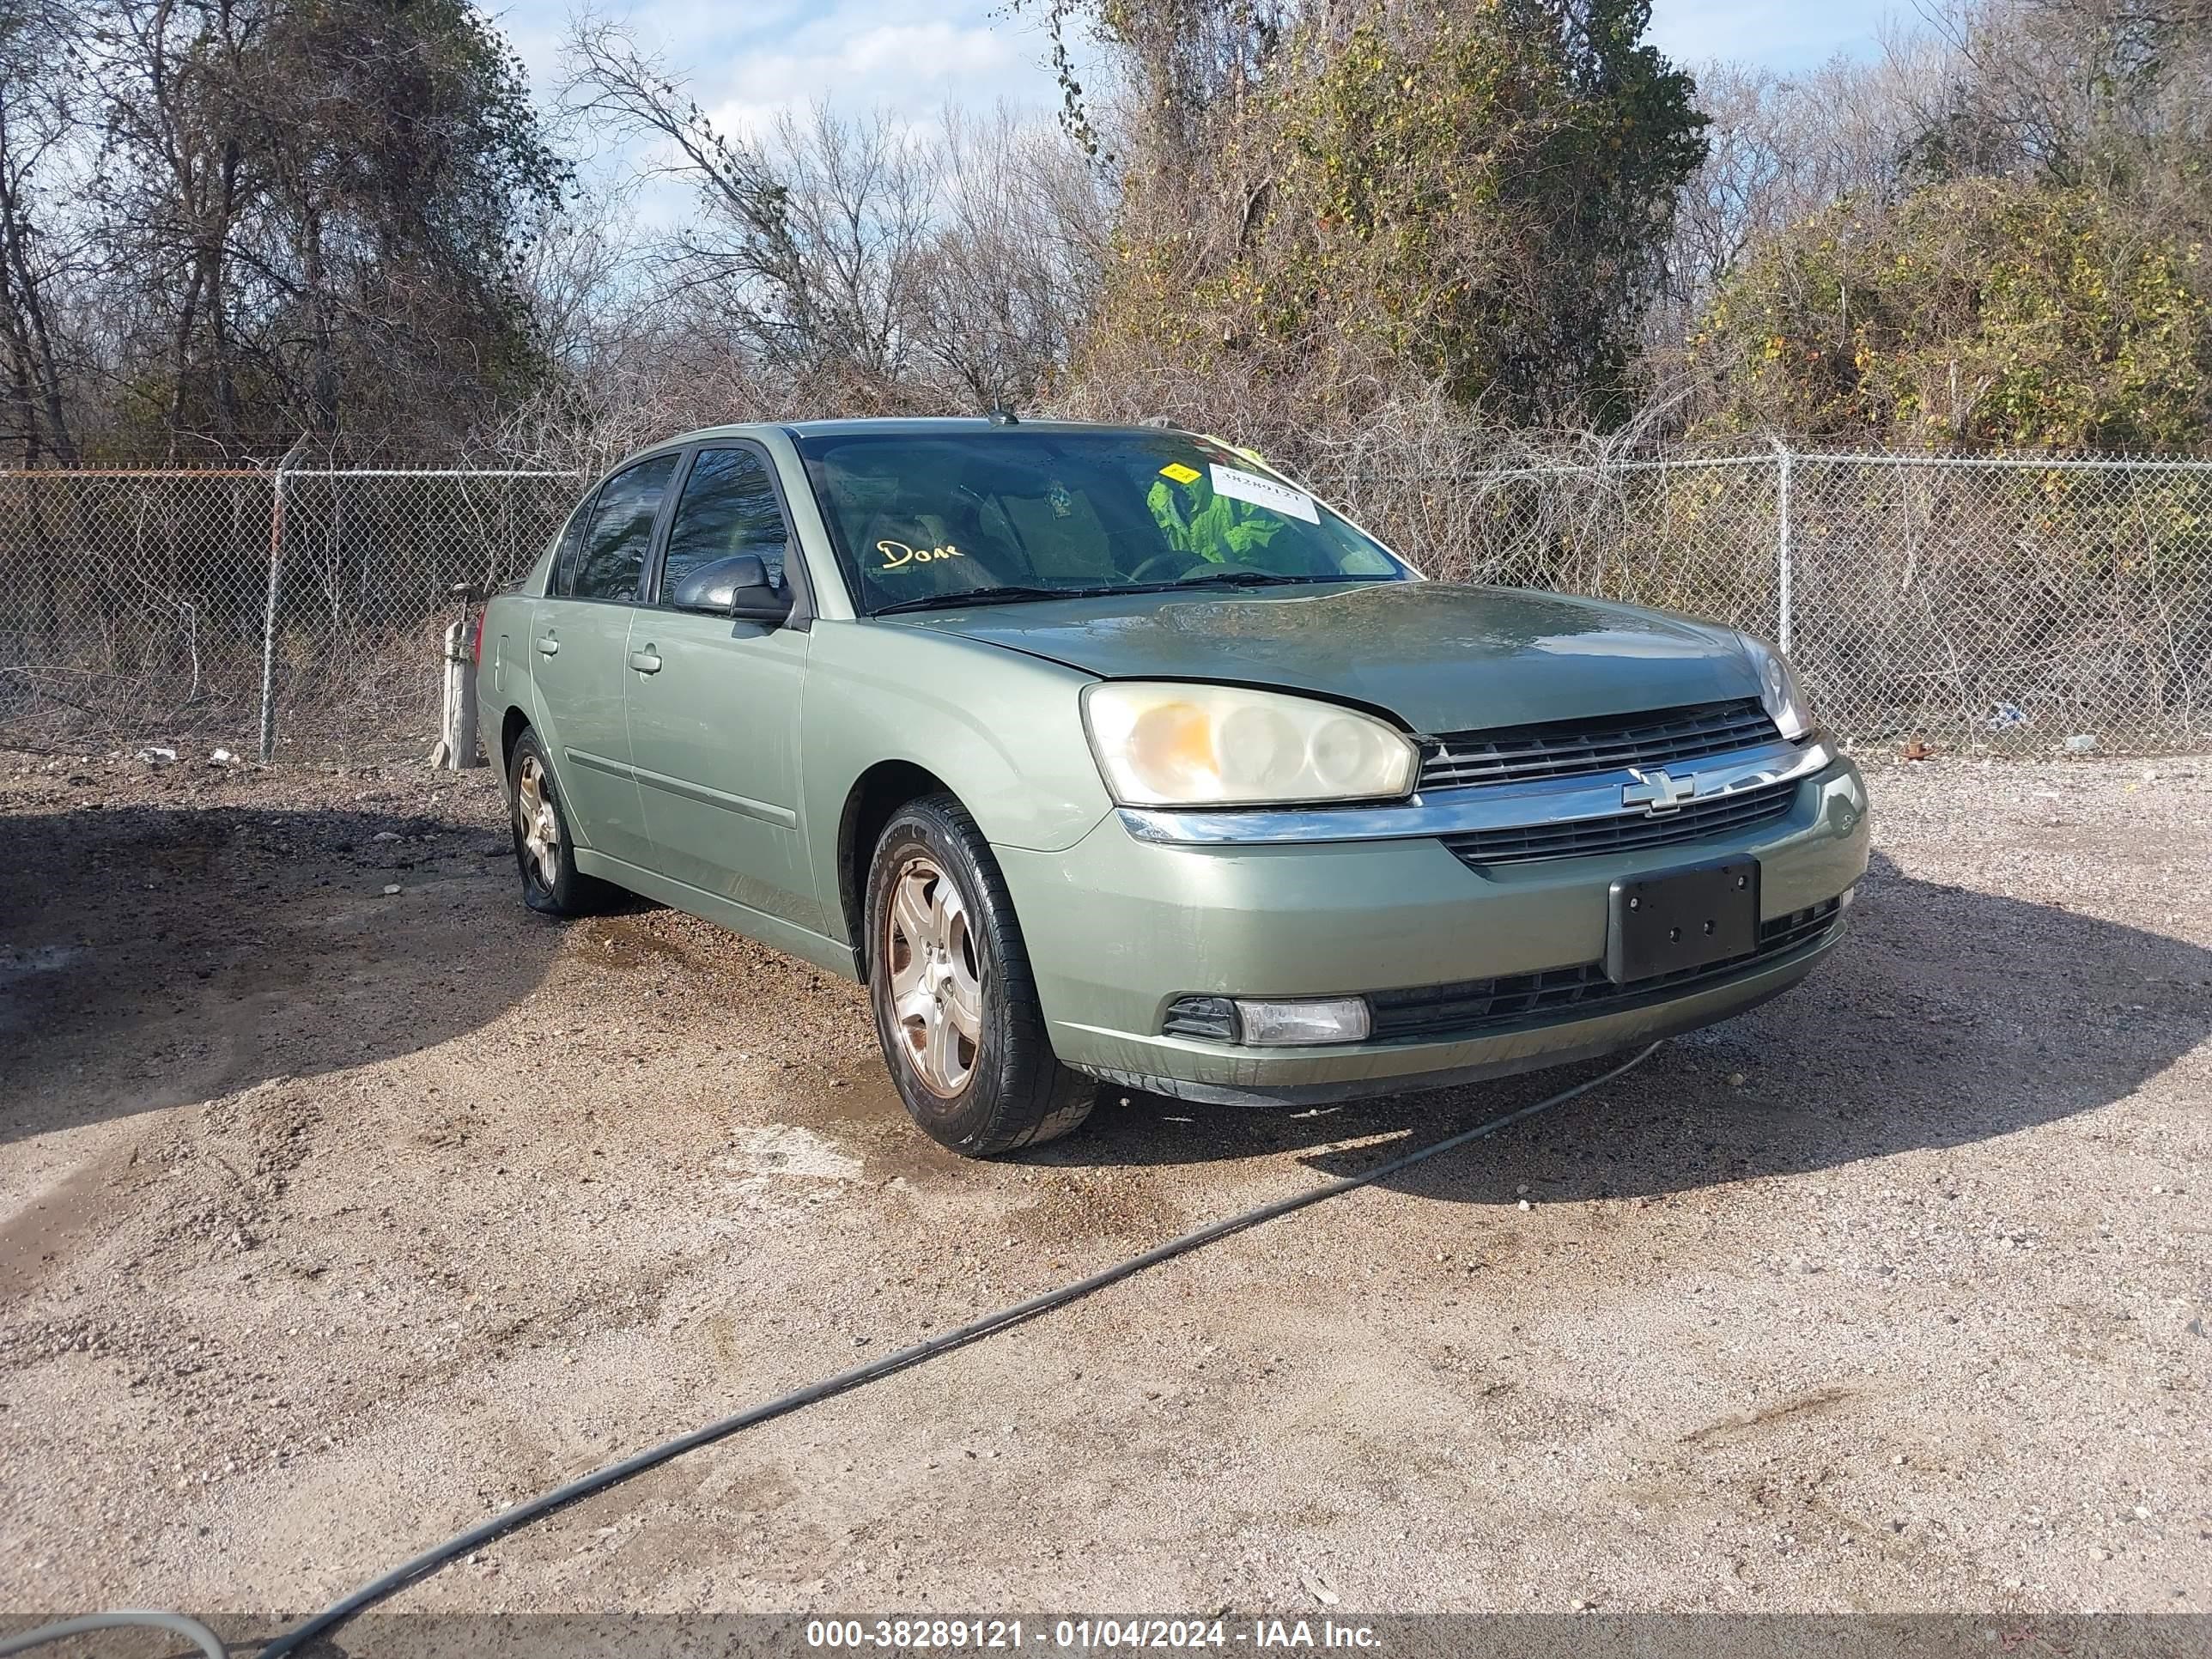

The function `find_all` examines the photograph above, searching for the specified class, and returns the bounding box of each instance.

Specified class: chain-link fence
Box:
[1318,447,2212,753]
[0,465,576,760]
[2,446,2207,760]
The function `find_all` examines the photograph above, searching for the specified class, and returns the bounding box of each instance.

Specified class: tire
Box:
[507,727,612,917]
[864,793,1094,1157]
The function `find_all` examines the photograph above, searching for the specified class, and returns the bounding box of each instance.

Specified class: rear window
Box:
[564,453,678,603]
[793,430,1407,614]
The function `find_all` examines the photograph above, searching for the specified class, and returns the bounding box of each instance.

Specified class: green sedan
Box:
[477,419,1868,1156]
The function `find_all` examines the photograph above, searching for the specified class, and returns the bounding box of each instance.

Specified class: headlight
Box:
[1742,636,1817,742]
[1081,682,1418,807]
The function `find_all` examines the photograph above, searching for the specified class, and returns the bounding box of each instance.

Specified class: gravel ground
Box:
[1,747,2208,1634]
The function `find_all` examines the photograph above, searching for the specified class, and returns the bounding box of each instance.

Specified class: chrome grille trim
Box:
[1115,736,1833,848]
[1421,699,1781,792]
[1442,776,1798,867]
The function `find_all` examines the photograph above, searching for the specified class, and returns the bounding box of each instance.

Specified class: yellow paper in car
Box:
[1158,462,1201,485]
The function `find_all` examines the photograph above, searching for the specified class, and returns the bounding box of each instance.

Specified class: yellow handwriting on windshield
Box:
[877,539,964,570]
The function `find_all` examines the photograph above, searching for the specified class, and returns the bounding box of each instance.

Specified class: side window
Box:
[569,453,678,602]
[550,493,597,597]
[661,447,791,596]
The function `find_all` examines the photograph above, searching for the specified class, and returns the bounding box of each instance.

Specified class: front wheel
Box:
[864,794,1093,1157]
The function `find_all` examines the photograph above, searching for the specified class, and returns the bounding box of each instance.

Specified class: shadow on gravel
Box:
[0,802,558,1146]
[12,795,2209,1207]
[1061,850,2212,1201]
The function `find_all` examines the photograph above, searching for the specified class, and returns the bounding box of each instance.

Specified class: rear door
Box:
[531,451,678,870]
[623,442,823,930]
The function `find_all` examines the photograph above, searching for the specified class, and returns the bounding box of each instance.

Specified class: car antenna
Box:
[987,406,1018,426]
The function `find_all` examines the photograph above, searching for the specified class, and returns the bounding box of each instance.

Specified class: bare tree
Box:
[561,16,839,383]
[85,0,564,457]
[913,105,1109,411]
[91,0,258,453]
[1905,0,2212,185]
[767,104,938,401]
[561,15,1104,418]
[0,0,82,461]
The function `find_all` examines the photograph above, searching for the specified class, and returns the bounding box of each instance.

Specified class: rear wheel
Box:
[865,794,1093,1157]
[507,728,611,917]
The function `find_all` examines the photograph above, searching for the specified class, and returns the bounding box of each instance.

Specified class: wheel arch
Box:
[499,706,532,778]
[837,760,956,973]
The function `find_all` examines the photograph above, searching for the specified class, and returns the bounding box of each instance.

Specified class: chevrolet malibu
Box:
[477,419,1869,1156]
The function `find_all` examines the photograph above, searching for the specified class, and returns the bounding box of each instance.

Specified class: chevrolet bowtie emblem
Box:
[1623,767,1696,815]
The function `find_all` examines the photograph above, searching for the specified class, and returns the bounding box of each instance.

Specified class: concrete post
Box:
[431,617,482,770]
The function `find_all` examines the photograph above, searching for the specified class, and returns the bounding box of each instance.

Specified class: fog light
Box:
[1234,996,1371,1046]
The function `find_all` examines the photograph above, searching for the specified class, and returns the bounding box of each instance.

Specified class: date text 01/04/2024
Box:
[804,1618,1383,1650]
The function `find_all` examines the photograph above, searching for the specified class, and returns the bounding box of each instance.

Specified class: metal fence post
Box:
[258,436,308,763]
[1770,436,1795,655]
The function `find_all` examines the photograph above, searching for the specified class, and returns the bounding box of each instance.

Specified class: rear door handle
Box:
[629,647,662,675]
[534,635,558,657]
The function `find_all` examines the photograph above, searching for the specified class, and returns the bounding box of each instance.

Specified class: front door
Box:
[532,450,679,871]
[623,443,822,931]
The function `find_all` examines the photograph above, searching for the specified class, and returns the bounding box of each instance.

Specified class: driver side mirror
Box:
[669,553,793,624]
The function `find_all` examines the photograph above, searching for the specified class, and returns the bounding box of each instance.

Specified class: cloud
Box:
[709,16,1045,138]
[491,0,1060,129]
[492,0,1907,138]
[488,0,1906,234]
[489,1,1063,231]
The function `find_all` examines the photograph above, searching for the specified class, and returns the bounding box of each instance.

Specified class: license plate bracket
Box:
[1607,858,1759,983]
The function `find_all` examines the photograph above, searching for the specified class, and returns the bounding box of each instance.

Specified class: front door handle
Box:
[534,635,559,657]
[629,647,662,675]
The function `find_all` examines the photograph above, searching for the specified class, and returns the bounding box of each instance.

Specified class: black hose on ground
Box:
[0,1042,1664,1658]
[258,1042,1661,1656]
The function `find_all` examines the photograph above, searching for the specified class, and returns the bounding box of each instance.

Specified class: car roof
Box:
[671,417,1190,444]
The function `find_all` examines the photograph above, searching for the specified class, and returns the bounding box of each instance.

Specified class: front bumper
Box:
[994,749,1869,1105]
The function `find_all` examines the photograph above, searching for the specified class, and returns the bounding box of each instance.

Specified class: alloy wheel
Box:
[884,854,983,1097]
[516,754,561,890]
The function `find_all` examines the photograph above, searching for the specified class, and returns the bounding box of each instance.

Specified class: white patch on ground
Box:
[717,1124,863,1182]
[0,943,82,986]
[0,944,82,1034]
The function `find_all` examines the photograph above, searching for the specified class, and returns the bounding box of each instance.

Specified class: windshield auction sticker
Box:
[1209,465,1319,523]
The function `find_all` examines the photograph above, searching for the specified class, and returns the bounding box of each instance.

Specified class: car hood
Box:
[885,581,1763,733]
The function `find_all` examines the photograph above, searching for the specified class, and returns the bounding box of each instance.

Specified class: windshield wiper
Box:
[1133,570,1370,592]
[869,571,1376,617]
[869,584,1130,617]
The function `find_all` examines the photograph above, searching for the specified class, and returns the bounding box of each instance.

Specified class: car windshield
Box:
[792,429,1412,615]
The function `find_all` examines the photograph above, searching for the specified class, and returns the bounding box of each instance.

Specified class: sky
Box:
[494,0,1910,156]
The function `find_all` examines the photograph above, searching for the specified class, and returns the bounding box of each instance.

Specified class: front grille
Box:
[1440,777,1798,867]
[1420,698,1780,792]
[1366,899,1842,1042]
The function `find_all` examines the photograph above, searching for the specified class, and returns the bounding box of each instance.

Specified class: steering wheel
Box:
[1127,551,1211,583]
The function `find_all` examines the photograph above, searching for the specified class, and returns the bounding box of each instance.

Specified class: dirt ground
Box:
[2,745,2209,1636]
